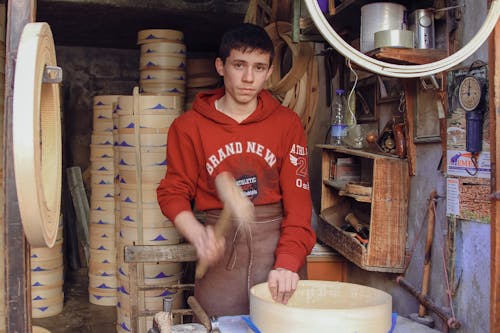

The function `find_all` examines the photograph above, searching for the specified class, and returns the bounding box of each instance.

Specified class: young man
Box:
[157,23,316,316]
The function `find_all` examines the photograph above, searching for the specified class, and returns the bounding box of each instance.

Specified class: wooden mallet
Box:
[195,171,254,280]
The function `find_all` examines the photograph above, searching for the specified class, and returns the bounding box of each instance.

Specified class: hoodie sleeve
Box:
[157,119,198,223]
[273,114,316,272]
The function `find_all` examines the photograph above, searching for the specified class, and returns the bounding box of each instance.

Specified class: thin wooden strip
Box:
[13,22,61,247]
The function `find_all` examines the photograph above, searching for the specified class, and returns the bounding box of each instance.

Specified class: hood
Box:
[191,87,282,124]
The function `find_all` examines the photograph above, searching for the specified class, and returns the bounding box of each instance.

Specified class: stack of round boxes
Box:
[138,29,187,96]
[185,56,220,110]
[115,88,184,333]
[89,95,120,306]
[31,221,64,318]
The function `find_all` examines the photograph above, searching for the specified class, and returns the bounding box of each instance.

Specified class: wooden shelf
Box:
[317,144,409,272]
[366,47,448,65]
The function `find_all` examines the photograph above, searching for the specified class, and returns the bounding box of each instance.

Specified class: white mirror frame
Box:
[304,0,500,78]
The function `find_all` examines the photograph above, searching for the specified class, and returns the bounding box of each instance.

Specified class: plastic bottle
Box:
[330,89,347,145]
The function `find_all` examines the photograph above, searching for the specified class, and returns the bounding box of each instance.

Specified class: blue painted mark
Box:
[158,290,175,297]
[126,123,135,128]
[119,267,127,277]
[124,216,135,222]
[38,307,49,312]
[96,101,105,106]
[119,159,129,166]
[146,61,158,67]
[32,267,45,272]
[97,166,109,171]
[151,104,167,110]
[104,193,113,198]
[124,197,134,203]
[33,282,44,287]
[120,322,131,331]
[103,259,110,264]
[97,283,113,289]
[33,296,44,300]
[93,295,103,300]
[178,62,186,69]
[97,246,107,250]
[101,234,109,238]
[31,254,38,258]
[169,88,182,93]
[119,141,134,147]
[156,160,167,166]
[152,235,167,241]
[100,272,112,277]
[154,272,173,279]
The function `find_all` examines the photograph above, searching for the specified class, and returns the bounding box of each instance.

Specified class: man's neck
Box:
[215,97,257,123]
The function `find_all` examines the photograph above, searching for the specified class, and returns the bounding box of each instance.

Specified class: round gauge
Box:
[458,76,482,111]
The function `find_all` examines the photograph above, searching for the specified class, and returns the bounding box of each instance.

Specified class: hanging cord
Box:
[465,153,480,176]
[346,59,358,127]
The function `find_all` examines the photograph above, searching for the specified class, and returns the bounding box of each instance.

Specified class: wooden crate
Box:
[317,145,409,273]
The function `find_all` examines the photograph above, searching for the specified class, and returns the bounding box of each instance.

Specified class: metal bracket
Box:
[420,74,440,90]
[42,65,62,83]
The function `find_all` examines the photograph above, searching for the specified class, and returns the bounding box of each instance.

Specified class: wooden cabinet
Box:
[317,144,409,273]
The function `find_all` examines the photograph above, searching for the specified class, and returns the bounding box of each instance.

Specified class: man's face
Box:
[215,48,273,105]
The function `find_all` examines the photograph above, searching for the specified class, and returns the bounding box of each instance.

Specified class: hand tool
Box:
[195,171,254,280]
[187,296,212,331]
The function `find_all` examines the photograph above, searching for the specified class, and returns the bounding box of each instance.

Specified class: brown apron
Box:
[195,202,306,317]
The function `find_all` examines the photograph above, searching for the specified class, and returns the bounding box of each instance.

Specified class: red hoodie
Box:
[157,88,316,272]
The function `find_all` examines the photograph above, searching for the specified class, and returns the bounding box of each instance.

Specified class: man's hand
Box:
[267,268,299,305]
[193,224,225,268]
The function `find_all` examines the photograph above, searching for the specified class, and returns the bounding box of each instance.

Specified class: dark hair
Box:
[218,23,274,65]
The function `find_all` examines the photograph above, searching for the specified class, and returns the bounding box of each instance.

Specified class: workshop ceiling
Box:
[36,0,251,52]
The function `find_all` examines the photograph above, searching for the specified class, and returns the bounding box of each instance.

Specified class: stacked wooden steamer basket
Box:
[89,95,120,306]
[138,29,186,96]
[112,28,186,333]
[30,219,64,318]
[115,88,184,333]
[185,56,220,110]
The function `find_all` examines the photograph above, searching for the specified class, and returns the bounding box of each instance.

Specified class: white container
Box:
[374,29,414,49]
[360,2,407,53]
[250,281,392,333]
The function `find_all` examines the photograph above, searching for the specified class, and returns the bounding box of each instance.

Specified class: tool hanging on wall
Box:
[457,61,487,176]
[396,191,461,329]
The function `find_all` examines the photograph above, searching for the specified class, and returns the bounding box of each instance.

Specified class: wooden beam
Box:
[490,14,500,333]
[4,1,36,333]
[124,244,197,263]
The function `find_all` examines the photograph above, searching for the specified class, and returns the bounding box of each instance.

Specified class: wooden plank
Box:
[490,15,500,333]
[66,166,89,266]
[5,1,35,333]
[403,80,417,176]
[124,244,197,263]
[366,48,448,65]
